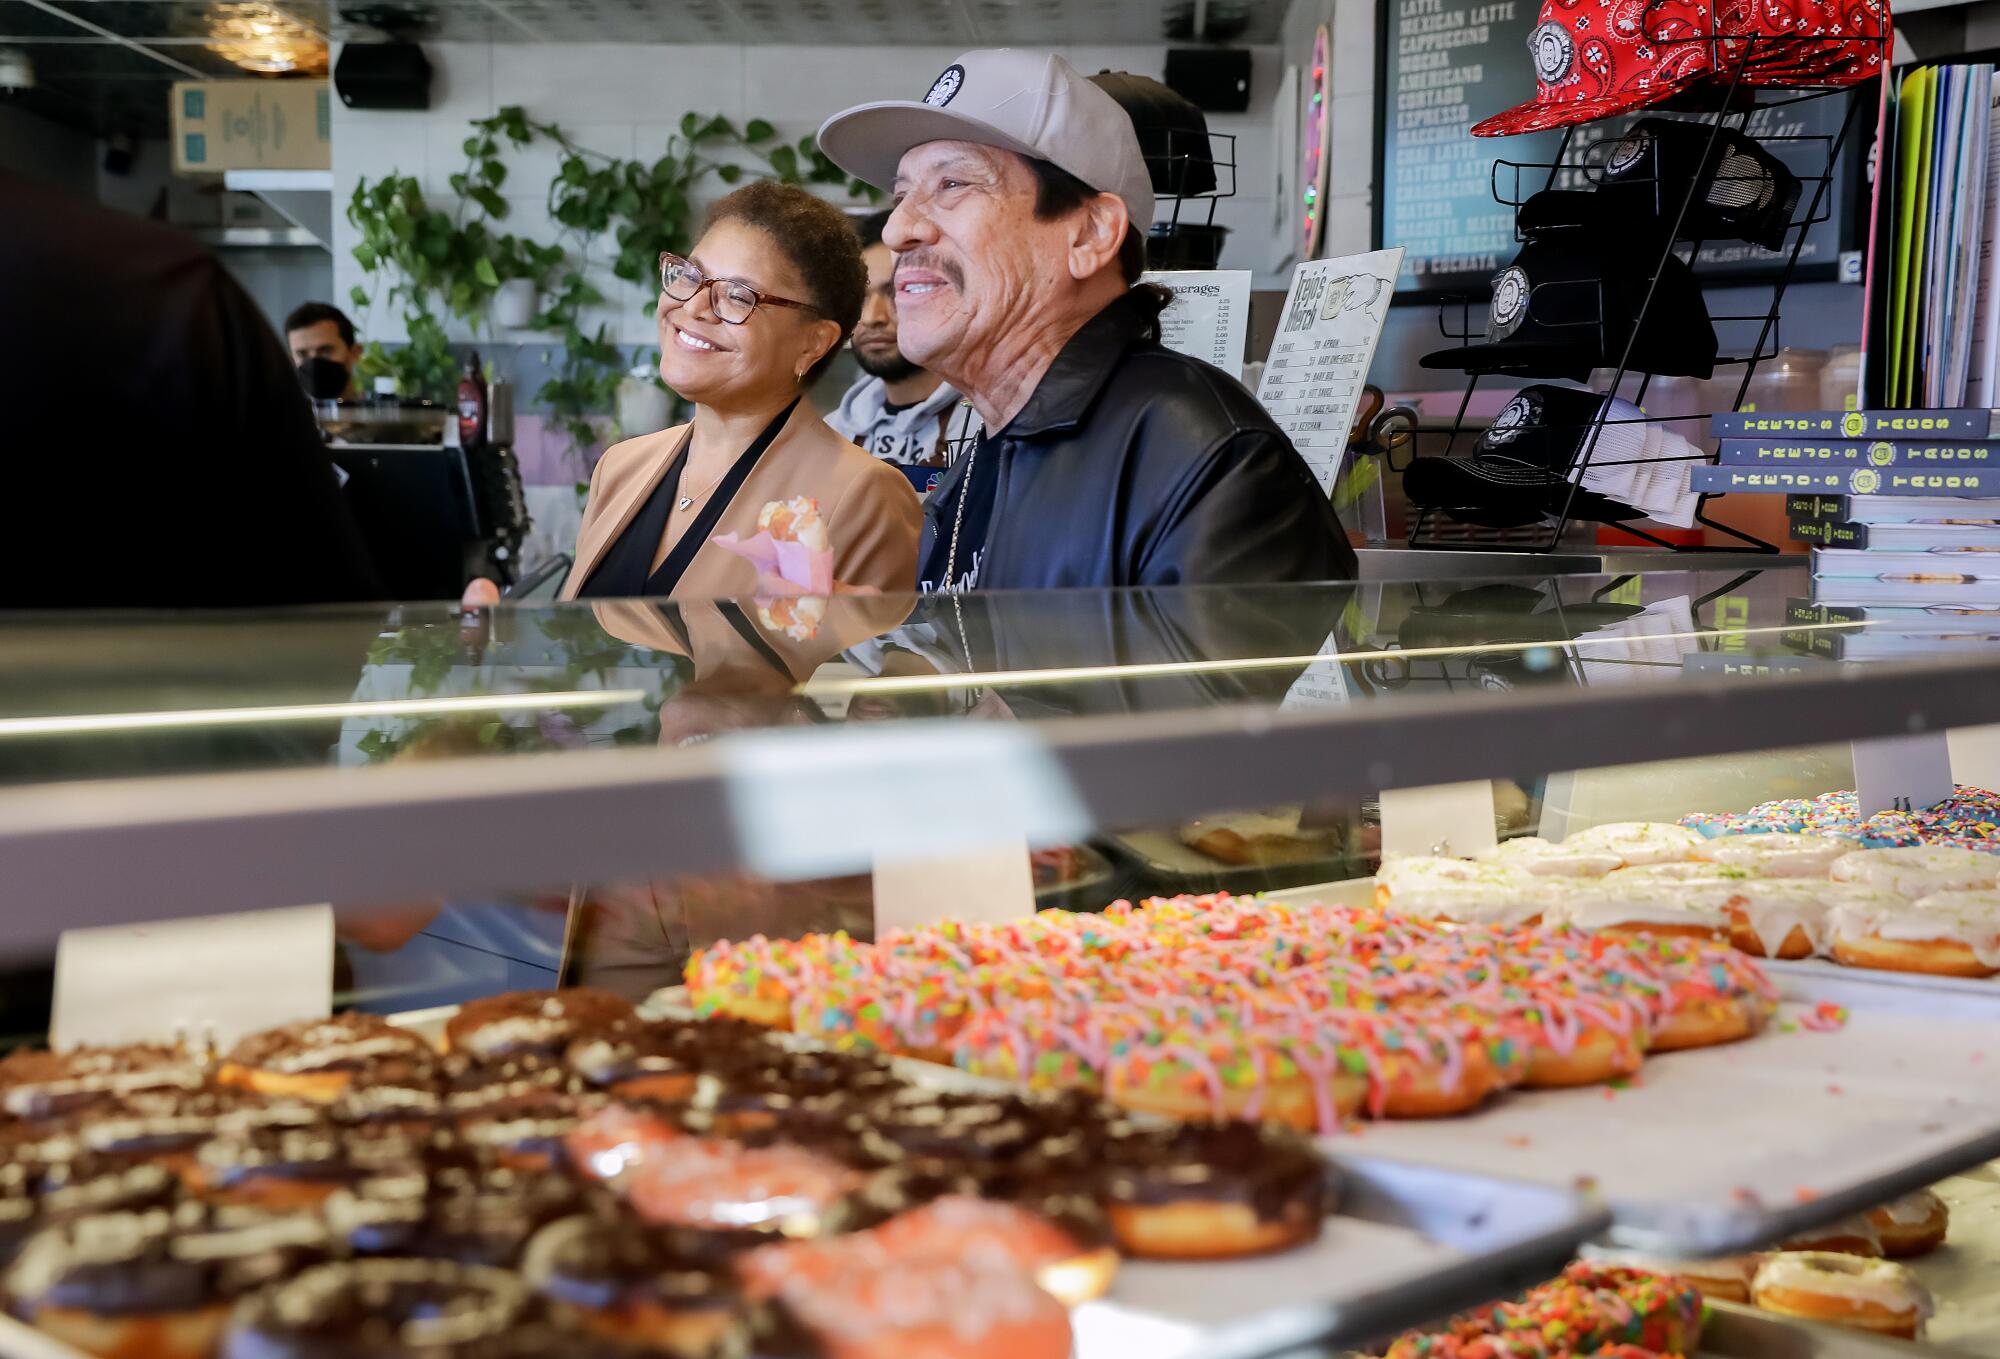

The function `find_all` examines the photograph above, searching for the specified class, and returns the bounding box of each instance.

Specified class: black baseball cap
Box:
[1586,119,1802,253]
[1419,237,1718,381]
[1402,454,1642,526]
[1089,70,1217,199]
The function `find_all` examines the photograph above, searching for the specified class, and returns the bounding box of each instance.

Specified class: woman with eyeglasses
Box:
[557,182,921,601]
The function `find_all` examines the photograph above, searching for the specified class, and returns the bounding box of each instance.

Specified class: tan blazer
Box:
[560,401,922,601]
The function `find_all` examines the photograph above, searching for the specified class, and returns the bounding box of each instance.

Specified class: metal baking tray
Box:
[1100,827,1361,900]
[1907,1160,2000,1356]
[1699,1301,1942,1359]
[649,926,2000,1263]
[1032,841,1119,914]
[1760,955,2000,1003]
[631,993,1609,1359]
[0,1000,1610,1359]
[1327,964,2000,1258]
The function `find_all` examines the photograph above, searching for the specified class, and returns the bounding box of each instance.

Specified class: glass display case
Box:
[7,569,2000,1359]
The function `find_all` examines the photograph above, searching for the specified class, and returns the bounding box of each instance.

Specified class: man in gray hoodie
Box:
[828,209,977,479]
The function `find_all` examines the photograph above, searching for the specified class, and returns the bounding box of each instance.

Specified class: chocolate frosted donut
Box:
[563,1016,779,1101]
[220,1258,532,1359]
[519,1213,743,1352]
[329,1157,589,1266]
[190,1123,427,1211]
[325,1059,443,1129]
[0,1044,207,1121]
[220,1015,435,1104]
[444,989,635,1061]
[82,1086,321,1160]
[1097,1121,1331,1260]
[10,1202,328,1359]
[0,1156,179,1269]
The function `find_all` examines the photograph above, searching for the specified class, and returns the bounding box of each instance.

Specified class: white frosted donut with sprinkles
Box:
[1695,832,1853,878]
[1829,845,2000,898]
[1561,822,1706,867]
[1477,837,1622,878]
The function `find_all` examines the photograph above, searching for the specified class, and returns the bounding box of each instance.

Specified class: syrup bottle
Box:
[457,350,488,448]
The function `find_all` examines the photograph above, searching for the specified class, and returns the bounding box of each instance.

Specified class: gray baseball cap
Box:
[816,48,1156,232]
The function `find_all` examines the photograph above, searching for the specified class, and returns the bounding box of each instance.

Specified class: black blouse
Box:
[576,400,799,599]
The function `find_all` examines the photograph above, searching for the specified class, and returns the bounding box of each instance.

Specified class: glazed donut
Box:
[1828,891,2000,978]
[1374,856,1550,927]
[1866,1189,1949,1258]
[1695,831,1852,878]
[219,1257,533,1359]
[1751,1251,1933,1338]
[10,1203,327,1359]
[217,1014,434,1104]
[519,1214,742,1355]
[1097,1121,1327,1260]
[1560,822,1706,867]
[0,1044,207,1121]
[1829,845,2000,898]
[1478,837,1622,879]
[1781,1212,1883,1256]
[443,989,635,1061]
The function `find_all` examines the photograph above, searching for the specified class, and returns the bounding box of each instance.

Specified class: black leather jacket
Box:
[915,287,1359,591]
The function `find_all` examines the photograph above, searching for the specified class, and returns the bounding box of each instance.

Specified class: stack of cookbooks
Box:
[1687,408,2000,659]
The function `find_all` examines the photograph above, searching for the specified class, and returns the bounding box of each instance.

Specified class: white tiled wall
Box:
[331,39,1299,345]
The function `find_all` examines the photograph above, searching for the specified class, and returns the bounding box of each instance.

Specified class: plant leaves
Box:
[482,159,507,187]
[716,163,743,184]
[350,285,370,310]
[744,118,775,143]
[474,257,500,288]
[679,111,699,138]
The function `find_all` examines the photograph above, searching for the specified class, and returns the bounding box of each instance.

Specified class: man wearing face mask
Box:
[827,210,976,475]
[818,50,1357,591]
[286,302,366,402]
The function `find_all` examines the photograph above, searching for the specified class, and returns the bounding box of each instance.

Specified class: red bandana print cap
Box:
[1471,0,1716,138]
[1714,0,1889,84]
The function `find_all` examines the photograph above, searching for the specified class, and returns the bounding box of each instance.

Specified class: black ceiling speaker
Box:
[1164,48,1252,113]
[334,42,432,110]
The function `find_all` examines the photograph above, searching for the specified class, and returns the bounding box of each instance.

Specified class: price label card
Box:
[1853,732,1954,817]
[1142,270,1253,379]
[873,841,1034,934]
[1379,781,1499,860]
[52,904,333,1051]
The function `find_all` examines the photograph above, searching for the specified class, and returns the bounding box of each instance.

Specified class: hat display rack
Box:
[1142,126,1241,270]
[1397,24,1884,554]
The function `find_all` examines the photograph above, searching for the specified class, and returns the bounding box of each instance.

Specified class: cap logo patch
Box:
[1490,266,1530,334]
[924,64,965,107]
[1530,21,1576,86]
[1489,396,1532,443]
[1606,129,1650,178]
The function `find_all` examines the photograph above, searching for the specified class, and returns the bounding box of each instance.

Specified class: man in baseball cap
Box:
[817,50,1355,591]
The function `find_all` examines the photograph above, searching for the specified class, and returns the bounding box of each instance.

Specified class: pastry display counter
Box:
[6,568,2000,1359]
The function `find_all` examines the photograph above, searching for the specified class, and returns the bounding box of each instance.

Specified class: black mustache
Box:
[894,251,963,291]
